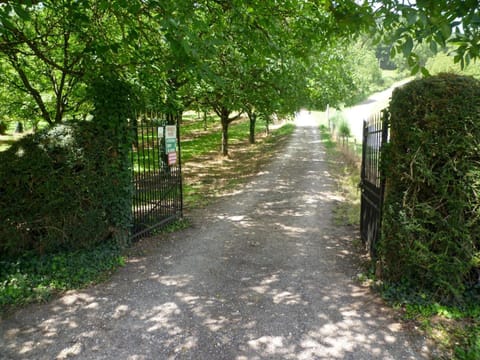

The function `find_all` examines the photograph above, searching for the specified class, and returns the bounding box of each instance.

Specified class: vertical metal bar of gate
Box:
[360,113,389,258]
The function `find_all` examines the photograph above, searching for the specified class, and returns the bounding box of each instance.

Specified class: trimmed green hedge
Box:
[380,73,480,303]
[0,121,131,258]
[0,77,133,259]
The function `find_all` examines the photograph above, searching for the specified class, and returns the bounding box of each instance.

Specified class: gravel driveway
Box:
[1,121,431,359]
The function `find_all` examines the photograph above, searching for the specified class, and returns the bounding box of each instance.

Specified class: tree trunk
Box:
[215,106,241,157]
[248,111,257,144]
[53,69,67,124]
[221,111,229,156]
[166,112,175,125]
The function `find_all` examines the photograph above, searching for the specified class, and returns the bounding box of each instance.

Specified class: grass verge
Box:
[319,125,361,227]
[0,241,125,316]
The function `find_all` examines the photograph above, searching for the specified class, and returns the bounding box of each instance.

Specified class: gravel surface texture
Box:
[1,120,432,359]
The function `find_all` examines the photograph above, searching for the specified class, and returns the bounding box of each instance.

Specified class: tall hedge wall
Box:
[0,77,133,259]
[380,73,480,302]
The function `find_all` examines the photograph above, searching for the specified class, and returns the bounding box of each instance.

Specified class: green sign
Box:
[165,138,176,153]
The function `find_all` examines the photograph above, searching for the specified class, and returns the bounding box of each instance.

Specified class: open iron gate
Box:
[130,122,183,240]
[360,113,389,257]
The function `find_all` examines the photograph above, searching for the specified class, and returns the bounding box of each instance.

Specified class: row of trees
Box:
[0,1,478,154]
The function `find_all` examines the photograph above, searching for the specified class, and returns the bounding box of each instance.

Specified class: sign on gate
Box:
[158,126,163,139]
[168,152,177,165]
[165,125,177,164]
[165,125,176,139]
[165,138,176,154]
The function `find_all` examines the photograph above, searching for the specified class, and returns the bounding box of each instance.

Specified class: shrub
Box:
[338,120,351,138]
[0,241,125,307]
[0,121,131,258]
[0,76,134,259]
[380,73,480,303]
[329,112,346,134]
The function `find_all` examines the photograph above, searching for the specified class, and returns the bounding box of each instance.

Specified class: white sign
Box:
[165,125,176,139]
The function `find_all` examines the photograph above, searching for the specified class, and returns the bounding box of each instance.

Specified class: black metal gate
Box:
[360,113,389,257]
[130,122,183,240]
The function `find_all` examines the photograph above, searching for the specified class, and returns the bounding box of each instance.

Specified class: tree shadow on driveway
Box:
[1,125,432,359]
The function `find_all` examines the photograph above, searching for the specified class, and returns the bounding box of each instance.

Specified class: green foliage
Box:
[0,122,125,257]
[0,2,98,125]
[313,38,405,108]
[319,125,336,150]
[306,37,403,110]
[0,119,7,135]
[455,325,480,360]
[380,279,480,359]
[0,0,477,134]
[329,112,345,133]
[305,43,355,110]
[344,40,384,105]
[0,241,124,308]
[338,121,351,138]
[426,51,480,79]
[0,76,134,258]
[380,74,480,303]
[88,75,135,247]
[375,1,480,72]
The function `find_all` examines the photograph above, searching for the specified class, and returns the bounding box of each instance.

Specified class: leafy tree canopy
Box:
[0,0,477,129]
[372,0,480,73]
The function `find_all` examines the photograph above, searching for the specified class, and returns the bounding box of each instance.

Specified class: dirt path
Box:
[1,122,430,359]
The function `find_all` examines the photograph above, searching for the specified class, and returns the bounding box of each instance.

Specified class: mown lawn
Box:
[180,113,294,208]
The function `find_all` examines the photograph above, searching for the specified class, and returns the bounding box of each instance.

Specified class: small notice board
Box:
[165,125,177,165]
[168,152,177,165]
